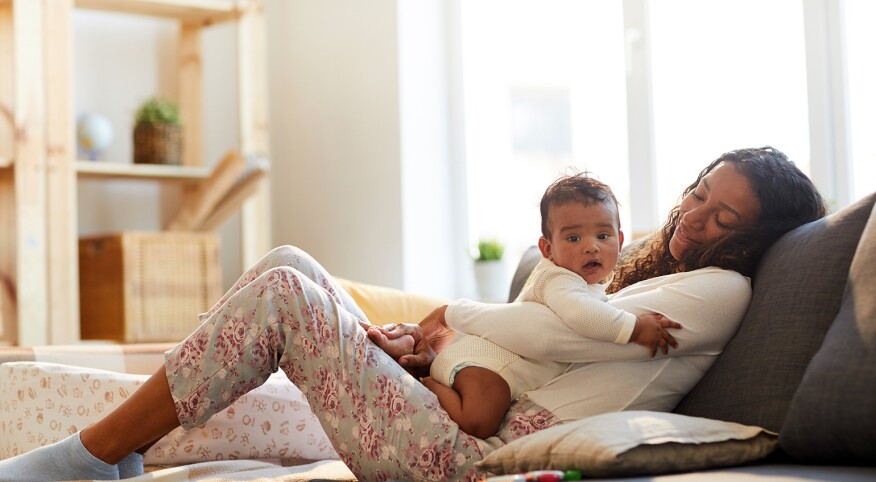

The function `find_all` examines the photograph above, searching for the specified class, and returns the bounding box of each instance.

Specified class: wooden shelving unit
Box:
[0,0,271,346]
[75,161,211,181]
[75,0,239,24]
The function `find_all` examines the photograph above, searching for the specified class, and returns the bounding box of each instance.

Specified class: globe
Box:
[77,113,114,160]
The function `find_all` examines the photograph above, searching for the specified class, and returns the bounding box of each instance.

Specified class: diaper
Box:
[430,335,521,395]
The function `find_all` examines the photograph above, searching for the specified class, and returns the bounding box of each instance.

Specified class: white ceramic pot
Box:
[474,260,509,303]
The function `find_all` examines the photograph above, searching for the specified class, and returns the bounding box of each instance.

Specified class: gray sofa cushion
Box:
[508,246,541,302]
[779,200,876,463]
[673,193,876,432]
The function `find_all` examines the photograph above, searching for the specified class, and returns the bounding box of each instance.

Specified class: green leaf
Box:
[476,239,505,261]
[135,97,181,126]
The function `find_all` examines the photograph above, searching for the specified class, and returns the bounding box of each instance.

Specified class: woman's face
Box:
[669,162,762,260]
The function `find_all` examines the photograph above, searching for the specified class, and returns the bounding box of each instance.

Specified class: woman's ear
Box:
[538,236,552,259]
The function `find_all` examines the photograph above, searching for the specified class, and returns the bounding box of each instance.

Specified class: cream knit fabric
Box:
[446,267,752,422]
[431,259,638,397]
[517,258,636,344]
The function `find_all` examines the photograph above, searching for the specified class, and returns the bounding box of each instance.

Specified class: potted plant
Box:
[133,97,182,165]
[474,239,508,302]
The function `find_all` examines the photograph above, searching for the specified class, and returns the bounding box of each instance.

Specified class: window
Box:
[649,0,810,220]
[457,0,866,285]
[460,0,628,262]
[845,0,876,201]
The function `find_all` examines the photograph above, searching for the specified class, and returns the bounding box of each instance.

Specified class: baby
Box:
[372,173,680,438]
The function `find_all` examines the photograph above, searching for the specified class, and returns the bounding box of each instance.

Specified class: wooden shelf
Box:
[76,160,210,181]
[74,0,240,25]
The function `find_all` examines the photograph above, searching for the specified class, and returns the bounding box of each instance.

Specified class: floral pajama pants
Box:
[164,246,560,481]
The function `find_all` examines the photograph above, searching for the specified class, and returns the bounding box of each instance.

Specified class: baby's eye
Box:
[567,235,581,242]
[597,233,609,240]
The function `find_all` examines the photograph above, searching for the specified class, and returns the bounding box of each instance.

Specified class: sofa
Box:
[1,192,875,481]
[486,191,876,480]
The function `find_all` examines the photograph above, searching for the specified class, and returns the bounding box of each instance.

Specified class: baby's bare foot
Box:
[367,327,415,359]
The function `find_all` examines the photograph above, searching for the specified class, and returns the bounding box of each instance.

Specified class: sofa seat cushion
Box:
[477,411,777,477]
[780,197,876,462]
[674,194,876,432]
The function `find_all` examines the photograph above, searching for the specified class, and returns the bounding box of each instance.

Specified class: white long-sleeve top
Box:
[430,258,642,397]
[445,266,751,423]
[517,258,636,344]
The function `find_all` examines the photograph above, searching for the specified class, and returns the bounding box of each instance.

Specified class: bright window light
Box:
[649,0,810,219]
[460,0,628,261]
[845,0,876,201]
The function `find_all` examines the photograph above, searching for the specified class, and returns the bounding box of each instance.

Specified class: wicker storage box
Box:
[79,231,221,343]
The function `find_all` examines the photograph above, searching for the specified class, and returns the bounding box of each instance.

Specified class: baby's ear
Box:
[538,236,552,259]
[618,229,625,251]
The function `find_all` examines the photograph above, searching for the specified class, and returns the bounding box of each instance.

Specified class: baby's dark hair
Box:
[540,173,620,239]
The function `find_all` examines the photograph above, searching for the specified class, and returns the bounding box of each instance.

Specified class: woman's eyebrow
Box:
[720,203,742,221]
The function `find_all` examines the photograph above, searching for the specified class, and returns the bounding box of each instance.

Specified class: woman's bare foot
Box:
[367,326,415,359]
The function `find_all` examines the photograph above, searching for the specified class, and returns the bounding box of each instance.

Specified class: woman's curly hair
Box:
[608,146,828,293]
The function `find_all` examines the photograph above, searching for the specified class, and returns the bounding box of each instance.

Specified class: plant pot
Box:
[474,260,509,303]
[133,123,182,165]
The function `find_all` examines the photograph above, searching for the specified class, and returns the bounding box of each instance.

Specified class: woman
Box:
[379,146,828,426]
[0,146,827,481]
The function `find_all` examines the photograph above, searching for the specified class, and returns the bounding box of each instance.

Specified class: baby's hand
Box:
[630,314,681,357]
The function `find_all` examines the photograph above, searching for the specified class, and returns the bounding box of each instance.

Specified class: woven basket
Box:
[133,123,182,165]
[79,232,221,343]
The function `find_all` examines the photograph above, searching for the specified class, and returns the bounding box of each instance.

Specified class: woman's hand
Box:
[366,305,454,378]
[415,304,455,353]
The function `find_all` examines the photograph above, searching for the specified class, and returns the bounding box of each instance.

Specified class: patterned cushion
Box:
[674,193,876,431]
[0,362,338,465]
[780,199,876,462]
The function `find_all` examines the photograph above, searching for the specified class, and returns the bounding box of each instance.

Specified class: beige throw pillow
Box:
[478,411,777,477]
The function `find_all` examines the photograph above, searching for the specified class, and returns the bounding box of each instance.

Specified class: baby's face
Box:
[542,201,622,285]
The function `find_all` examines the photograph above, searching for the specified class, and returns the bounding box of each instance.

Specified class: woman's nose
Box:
[682,208,705,230]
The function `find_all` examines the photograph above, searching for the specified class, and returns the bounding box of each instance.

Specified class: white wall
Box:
[266,0,404,289]
[266,0,464,297]
[398,1,470,298]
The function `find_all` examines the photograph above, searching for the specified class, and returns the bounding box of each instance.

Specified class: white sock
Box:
[0,433,119,481]
[118,452,144,479]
